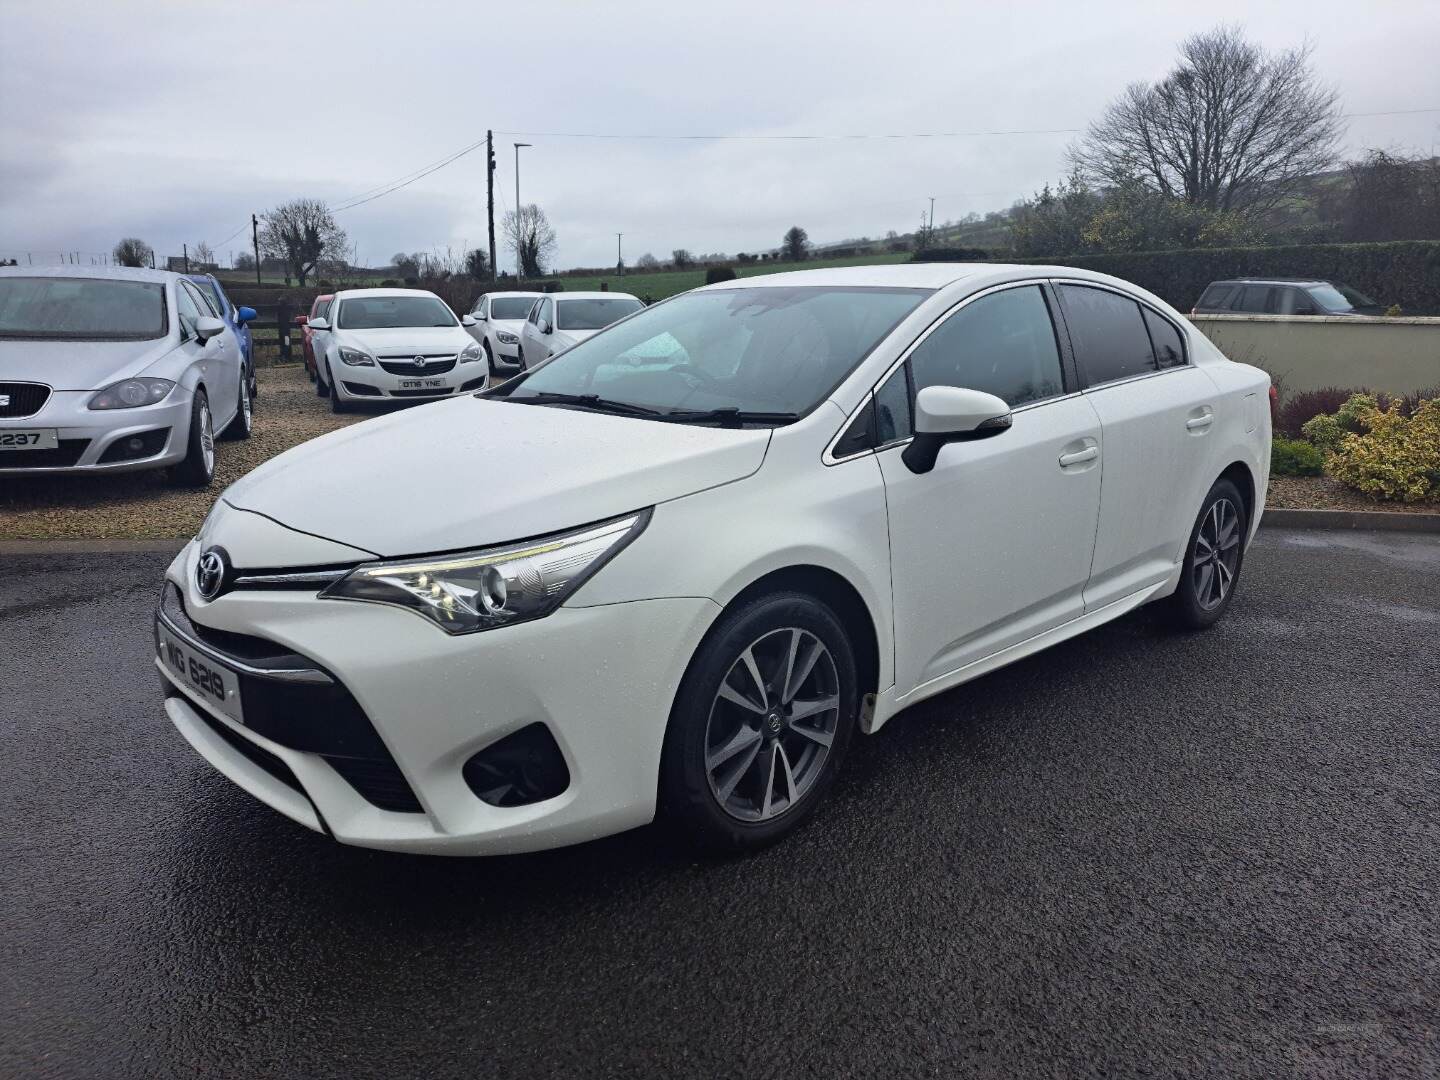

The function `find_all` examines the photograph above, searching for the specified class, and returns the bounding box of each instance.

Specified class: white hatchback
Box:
[467,291,543,376]
[518,291,642,369]
[156,263,1270,856]
[308,287,486,411]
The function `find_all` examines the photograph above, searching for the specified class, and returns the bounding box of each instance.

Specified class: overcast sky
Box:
[2,0,1437,271]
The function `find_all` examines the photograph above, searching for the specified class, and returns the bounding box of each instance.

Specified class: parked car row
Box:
[0,265,255,486]
[463,290,643,374]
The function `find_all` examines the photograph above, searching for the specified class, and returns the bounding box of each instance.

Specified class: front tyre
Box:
[169,389,215,488]
[220,371,252,440]
[1164,477,1248,630]
[660,592,858,853]
[327,361,352,414]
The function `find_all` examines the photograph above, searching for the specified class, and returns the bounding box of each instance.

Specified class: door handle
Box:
[1186,415,1213,430]
[1058,446,1099,467]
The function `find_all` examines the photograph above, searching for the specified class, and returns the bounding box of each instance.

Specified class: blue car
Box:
[187,273,258,399]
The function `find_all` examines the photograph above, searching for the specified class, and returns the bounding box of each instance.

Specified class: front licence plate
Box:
[0,429,58,450]
[157,620,245,725]
[398,378,443,389]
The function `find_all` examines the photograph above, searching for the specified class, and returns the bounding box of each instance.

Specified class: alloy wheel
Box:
[199,400,214,475]
[1192,497,1240,610]
[704,627,840,822]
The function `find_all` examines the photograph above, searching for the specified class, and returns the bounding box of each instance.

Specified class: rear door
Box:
[1054,282,1218,610]
[876,282,1104,697]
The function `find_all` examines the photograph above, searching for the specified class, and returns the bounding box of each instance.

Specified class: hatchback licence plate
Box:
[398,378,443,389]
[0,429,58,449]
[157,620,245,725]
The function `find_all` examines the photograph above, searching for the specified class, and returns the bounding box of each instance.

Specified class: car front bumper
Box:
[333,360,487,401]
[0,388,193,475]
[157,540,718,855]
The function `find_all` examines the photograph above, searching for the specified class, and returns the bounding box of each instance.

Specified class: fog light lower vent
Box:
[463,723,571,807]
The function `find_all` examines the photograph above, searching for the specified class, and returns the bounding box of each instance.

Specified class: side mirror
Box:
[901,385,1012,475]
[461,314,477,327]
[194,315,227,343]
[236,305,257,323]
[293,314,309,326]
[541,321,553,335]
[308,317,330,331]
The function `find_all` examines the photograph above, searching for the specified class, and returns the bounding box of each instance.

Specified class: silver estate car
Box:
[0,266,253,486]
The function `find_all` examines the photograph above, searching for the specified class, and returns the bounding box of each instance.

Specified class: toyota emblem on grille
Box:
[195,547,229,601]
[413,355,428,369]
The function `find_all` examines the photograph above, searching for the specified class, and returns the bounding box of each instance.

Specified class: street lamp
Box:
[514,142,531,281]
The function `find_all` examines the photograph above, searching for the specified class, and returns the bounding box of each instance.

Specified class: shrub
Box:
[913,247,992,262]
[705,266,737,285]
[1276,386,1369,438]
[1302,393,1382,454]
[1271,437,1324,476]
[1326,398,1440,502]
[380,278,398,287]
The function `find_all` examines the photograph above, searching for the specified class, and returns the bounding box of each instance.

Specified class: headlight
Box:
[321,510,651,634]
[496,330,520,345]
[459,342,483,363]
[88,377,175,410]
[339,347,374,367]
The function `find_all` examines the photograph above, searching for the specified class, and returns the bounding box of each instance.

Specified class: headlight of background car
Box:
[321,510,651,634]
[339,347,375,367]
[496,330,520,345]
[459,342,483,363]
[88,377,176,410]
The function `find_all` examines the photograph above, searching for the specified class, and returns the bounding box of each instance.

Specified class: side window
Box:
[1198,284,1234,309]
[527,301,539,325]
[185,281,218,317]
[541,299,554,327]
[1277,288,1316,315]
[1057,285,1155,386]
[314,299,331,320]
[1235,285,1270,313]
[175,282,201,340]
[874,363,912,442]
[909,286,1065,408]
[1141,307,1186,369]
[475,297,488,318]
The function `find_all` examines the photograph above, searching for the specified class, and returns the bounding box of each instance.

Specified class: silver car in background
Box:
[0,265,252,487]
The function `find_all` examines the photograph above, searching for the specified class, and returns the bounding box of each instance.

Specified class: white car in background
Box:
[155,263,1269,857]
[467,291,542,377]
[0,265,251,487]
[519,291,642,369]
[307,288,486,412]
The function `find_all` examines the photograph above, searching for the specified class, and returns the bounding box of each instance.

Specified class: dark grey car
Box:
[1192,278,1384,317]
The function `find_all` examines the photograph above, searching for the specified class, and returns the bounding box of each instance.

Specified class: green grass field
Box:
[550,252,913,300]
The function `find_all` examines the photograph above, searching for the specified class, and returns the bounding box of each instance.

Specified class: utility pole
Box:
[182,243,189,273]
[513,142,531,281]
[486,130,497,281]
[616,233,623,273]
[251,213,261,285]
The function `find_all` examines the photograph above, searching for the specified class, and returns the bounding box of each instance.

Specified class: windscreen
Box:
[556,297,643,330]
[510,286,928,416]
[490,297,537,320]
[337,295,456,329]
[0,277,167,339]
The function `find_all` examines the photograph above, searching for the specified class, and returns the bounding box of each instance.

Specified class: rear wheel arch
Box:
[1217,460,1256,530]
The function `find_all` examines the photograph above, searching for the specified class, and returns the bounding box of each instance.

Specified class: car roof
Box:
[331,287,444,300]
[484,291,544,299]
[696,262,992,291]
[1208,278,1332,287]
[0,264,176,285]
[552,291,641,301]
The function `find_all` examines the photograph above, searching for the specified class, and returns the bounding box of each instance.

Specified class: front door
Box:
[878,283,1104,700]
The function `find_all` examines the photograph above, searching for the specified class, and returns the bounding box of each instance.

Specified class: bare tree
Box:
[503,204,557,277]
[1070,26,1342,215]
[258,199,349,286]
[636,252,660,269]
[113,237,152,267]
[191,241,215,269]
[671,249,694,269]
[782,226,809,261]
[1332,149,1440,241]
[464,248,490,279]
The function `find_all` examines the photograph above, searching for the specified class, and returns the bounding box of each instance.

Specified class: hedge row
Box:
[1002,241,1440,315]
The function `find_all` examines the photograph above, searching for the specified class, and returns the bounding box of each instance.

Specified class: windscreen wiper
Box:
[509,391,669,418]
[662,407,801,428]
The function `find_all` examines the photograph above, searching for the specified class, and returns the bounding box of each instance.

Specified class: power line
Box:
[331,138,489,213]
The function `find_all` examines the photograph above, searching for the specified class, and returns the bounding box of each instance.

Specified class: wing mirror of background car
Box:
[236,305,257,323]
[308,317,329,331]
[541,320,553,334]
[461,314,477,326]
[293,314,309,326]
[194,315,227,343]
[901,385,1013,475]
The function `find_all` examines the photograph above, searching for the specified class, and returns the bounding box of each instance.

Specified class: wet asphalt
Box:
[2,528,1437,1079]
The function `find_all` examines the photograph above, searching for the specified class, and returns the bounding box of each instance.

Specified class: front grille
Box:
[0,439,89,468]
[162,584,423,813]
[378,357,457,375]
[0,382,50,418]
[389,388,454,398]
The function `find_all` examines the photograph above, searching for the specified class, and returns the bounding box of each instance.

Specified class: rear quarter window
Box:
[1198,284,1235,309]
[1057,284,1156,386]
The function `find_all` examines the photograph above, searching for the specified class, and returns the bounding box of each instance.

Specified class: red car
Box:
[294,293,334,381]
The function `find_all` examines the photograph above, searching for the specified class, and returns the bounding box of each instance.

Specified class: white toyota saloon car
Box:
[307,287,486,411]
[156,264,1270,855]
